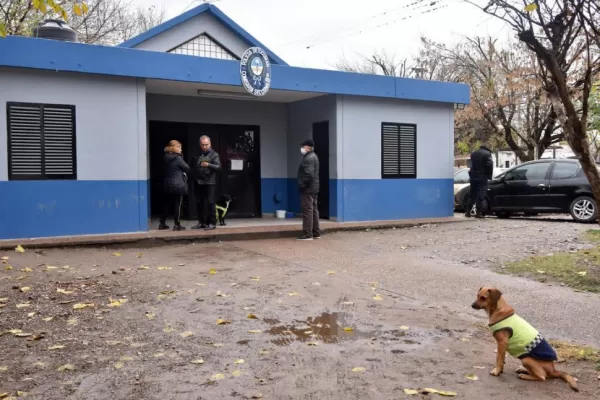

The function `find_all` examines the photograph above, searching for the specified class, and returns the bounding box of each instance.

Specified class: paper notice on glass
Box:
[231,159,244,171]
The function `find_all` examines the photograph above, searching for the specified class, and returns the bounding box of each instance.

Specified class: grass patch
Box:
[549,340,600,370]
[502,234,600,293]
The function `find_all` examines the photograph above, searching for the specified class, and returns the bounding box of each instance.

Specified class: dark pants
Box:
[195,184,216,225]
[301,193,320,237]
[160,194,183,226]
[467,179,488,216]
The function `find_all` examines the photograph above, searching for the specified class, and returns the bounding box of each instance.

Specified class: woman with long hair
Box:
[160,140,191,231]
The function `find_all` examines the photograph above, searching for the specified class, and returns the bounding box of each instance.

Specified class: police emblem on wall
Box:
[240,47,271,96]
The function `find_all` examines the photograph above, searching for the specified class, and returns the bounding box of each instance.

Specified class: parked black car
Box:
[484,159,597,223]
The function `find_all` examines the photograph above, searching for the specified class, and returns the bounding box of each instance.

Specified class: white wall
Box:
[337,96,454,180]
[0,68,146,181]
[146,94,287,178]
[286,95,337,178]
[133,13,248,57]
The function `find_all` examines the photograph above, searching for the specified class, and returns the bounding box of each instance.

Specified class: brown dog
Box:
[471,287,579,392]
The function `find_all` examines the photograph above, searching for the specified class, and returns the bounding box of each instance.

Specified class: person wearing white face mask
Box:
[297,139,321,240]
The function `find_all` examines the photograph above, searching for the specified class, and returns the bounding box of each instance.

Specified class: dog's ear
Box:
[489,288,502,304]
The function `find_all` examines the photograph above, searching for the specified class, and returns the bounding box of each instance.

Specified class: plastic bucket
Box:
[275,210,286,219]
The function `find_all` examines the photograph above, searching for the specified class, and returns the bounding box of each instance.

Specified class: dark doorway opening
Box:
[148,121,261,221]
[312,121,330,219]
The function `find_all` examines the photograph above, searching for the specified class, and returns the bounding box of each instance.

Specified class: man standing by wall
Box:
[466,143,494,218]
[192,135,221,230]
[297,139,321,240]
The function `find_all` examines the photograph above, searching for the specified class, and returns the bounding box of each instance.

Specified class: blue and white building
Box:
[0,4,469,240]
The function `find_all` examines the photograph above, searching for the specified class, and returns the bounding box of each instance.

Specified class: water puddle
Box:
[264,312,376,346]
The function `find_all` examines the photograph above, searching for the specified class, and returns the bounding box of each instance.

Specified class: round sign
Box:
[240,47,271,96]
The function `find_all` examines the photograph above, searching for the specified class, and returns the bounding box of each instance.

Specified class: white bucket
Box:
[275,210,286,219]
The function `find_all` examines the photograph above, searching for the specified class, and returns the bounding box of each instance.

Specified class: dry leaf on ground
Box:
[114,362,124,369]
[288,292,300,296]
[250,276,260,281]
[105,340,122,345]
[234,359,245,364]
[157,266,171,270]
[343,327,354,332]
[307,342,318,346]
[577,271,587,276]
[191,359,204,364]
[216,319,231,325]
[180,331,194,338]
[15,245,25,253]
[57,364,75,372]
[20,268,33,273]
[48,345,65,350]
[209,268,217,275]
[73,303,94,310]
[145,312,155,320]
[163,326,175,333]
[153,353,164,358]
[138,266,149,270]
[211,373,225,380]
[67,318,78,326]
[56,288,73,294]
[112,252,122,257]
[248,330,262,334]
[19,287,31,293]
[327,271,336,275]
[465,374,479,381]
[247,314,258,319]
[352,367,366,372]
[472,366,486,369]
[399,326,409,330]
[231,370,242,377]
[372,294,383,301]
[107,298,128,307]
[404,389,419,395]
[0,366,7,372]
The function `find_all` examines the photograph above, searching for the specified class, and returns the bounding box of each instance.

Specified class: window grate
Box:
[7,102,77,180]
[381,123,417,179]
[168,34,238,60]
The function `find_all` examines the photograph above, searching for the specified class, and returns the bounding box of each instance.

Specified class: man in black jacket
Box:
[466,144,494,218]
[297,139,321,240]
[192,135,221,230]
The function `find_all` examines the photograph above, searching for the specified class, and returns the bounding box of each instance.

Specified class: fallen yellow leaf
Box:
[33,362,46,368]
[44,266,57,271]
[231,370,242,377]
[0,298,8,303]
[4,266,12,271]
[216,319,231,325]
[250,276,260,281]
[137,252,143,258]
[57,364,75,372]
[438,391,458,397]
[105,340,122,345]
[145,312,155,320]
[48,345,65,350]
[163,326,175,333]
[307,342,318,346]
[16,303,31,308]
[7,329,22,334]
[21,268,33,273]
[352,367,366,372]
[0,256,7,261]
[473,366,486,369]
[16,391,27,397]
[211,343,224,348]
[211,373,225,380]
[209,268,217,275]
[14,332,33,337]
[180,331,194,338]
[577,271,587,276]
[120,356,134,361]
[138,266,149,270]
[20,286,31,293]
[423,388,439,394]
[372,294,383,301]
[247,314,258,319]
[67,318,78,326]
[190,359,205,364]
[537,270,546,274]
[0,366,7,372]
[114,361,124,369]
[234,359,245,364]
[112,252,122,257]
[195,283,206,286]
[460,338,470,342]
[15,245,25,253]
[259,349,270,355]
[27,312,35,318]
[73,303,94,310]
[0,394,8,399]
[153,353,164,358]
[343,327,354,332]
[327,271,336,275]
[248,330,262,334]
[107,298,128,307]
[157,266,171,270]
[399,326,409,330]
[466,374,479,381]
[216,291,229,297]
[288,292,301,296]
[404,389,419,395]
[341,301,354,305]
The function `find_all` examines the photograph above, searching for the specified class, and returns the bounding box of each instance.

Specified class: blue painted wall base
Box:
[0,180,148,240]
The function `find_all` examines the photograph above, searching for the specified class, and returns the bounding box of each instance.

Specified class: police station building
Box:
[0,4,470,240]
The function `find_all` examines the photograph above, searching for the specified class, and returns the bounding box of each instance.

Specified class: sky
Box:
[132,0,513,70]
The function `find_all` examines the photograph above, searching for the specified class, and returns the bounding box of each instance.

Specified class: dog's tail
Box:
[550,370,579,392]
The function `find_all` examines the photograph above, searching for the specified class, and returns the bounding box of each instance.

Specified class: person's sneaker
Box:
[204,224,216,231]
[297,235,313,241]
[173,225,186,231]
[313,233,322,239]
[158,223,169,230]
[192,223,206,230]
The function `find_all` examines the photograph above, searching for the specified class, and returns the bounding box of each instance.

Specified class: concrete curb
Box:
[0,217,469,250]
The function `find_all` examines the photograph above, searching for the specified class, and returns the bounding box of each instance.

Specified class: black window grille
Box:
[381,122,417,178]
[7,102,77,180]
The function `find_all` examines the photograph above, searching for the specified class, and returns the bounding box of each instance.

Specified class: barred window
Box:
[381,123,417,179]
[7,102,77,180]
[168,34,238,60]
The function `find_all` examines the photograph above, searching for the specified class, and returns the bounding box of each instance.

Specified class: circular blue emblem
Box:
[240,47,271,96]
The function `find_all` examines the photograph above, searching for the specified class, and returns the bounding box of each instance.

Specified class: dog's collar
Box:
[488,312,515,327]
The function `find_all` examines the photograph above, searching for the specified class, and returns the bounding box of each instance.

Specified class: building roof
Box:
[118,3,288,66]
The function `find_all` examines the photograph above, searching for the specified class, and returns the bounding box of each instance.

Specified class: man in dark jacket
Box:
[297,139,321,240]
[466,144,494,218]
[192,135,221,230]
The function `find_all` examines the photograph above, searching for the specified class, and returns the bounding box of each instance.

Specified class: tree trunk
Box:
[550,96,600,224]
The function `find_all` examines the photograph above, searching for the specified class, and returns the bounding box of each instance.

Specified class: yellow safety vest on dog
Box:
[489,314,540,358]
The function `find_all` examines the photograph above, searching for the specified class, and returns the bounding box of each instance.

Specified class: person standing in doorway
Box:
[466,143,494,218]
[192,135,221,230]
[297,139,321,240]
[159,140,191,231]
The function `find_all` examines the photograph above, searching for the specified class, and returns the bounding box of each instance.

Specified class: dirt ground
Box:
[1,216,599,399]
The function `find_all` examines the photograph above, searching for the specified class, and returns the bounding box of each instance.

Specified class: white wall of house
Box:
[336,96,454,180]
[0,68,146,182]
[132,13,248,57]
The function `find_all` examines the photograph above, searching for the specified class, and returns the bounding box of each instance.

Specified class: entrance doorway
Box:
[148,121,261,221]
[312,121,330,219]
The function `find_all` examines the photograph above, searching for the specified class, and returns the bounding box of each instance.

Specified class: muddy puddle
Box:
[265,312,378,346]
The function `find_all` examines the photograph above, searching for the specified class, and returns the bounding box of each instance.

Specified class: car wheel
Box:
[496,211,511,219]
[569,196,597,223]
